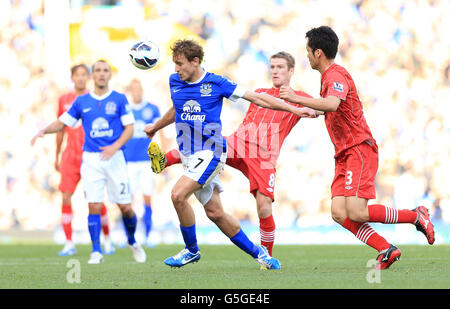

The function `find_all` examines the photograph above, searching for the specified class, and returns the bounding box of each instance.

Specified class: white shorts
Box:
[127,161,154,196]
[181,150,227,205]
[180,150,227,187]
[194,175,224,206]
[80,150,132,204]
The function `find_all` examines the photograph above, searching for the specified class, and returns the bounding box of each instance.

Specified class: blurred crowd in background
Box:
[0,0,449,241]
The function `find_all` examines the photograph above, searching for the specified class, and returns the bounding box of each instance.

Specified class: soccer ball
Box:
[129,41,160,70]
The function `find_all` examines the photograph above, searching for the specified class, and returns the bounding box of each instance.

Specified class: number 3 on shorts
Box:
[345,171,353,185]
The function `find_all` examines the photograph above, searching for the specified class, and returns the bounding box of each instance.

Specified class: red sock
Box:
[165,149,181,167]
[100,204,110,236]
[61,204,73,241]
[342,218,390,252]
[259,215,275,256]
[368,204,417,224]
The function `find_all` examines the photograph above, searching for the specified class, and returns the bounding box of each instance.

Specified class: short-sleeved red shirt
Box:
[320,63,376,157]
[57,92,85,163]
[57,91,86,192]
[229,87,310,165]
[226,87,312,200]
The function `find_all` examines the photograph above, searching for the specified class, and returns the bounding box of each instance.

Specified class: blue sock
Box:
[88,214,102,253]
[122,214,137,245]
[180,224,199,253]
[230,229,259,258]
[143,204,153,238]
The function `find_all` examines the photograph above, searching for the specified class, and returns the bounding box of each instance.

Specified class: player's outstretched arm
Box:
[279,86,339,112]
[242,91,311,118]
[297,107,322,118]
[31,119,66,146]
[144,106,175,139]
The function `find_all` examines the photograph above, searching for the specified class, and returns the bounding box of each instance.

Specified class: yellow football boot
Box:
[147,142,167,174]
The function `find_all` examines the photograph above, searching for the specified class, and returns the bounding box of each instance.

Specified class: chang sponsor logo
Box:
[181,100,205,121]
[90,117,113,138]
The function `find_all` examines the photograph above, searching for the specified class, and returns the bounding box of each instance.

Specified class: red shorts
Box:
[331,140,378,199]
[225,137,276,201]
[58,151,82,193]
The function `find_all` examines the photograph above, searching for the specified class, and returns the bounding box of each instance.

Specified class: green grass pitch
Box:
[0,244,448,289]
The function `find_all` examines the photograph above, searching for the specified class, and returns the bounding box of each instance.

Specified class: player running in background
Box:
[32,60,146,264]
[145,39,316,269]
[279,26,435,269]
[123,78,163,247]
[55,63,114,256]
[147,51,315,257]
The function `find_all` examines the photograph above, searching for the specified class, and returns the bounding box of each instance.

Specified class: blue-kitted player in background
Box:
[31,60,146,264]
[124,78,163,247]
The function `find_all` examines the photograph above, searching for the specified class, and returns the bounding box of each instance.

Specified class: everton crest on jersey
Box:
[169,71,245,157]
[200,83,212,96]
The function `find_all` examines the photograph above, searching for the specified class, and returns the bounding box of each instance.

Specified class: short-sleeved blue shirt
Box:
[123,101,161,162]
[59,90,135,152]
[170,71,245,157]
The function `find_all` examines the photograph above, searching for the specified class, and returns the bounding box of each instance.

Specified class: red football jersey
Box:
[320,63,376,157]
[230,87,311,166]
[57,92,85,161]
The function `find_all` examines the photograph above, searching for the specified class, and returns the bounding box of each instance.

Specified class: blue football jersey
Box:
[59,90,135,152]
[123,101,161,162]
[170,71,245,156]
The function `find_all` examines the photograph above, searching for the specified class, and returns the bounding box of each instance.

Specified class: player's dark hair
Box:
[71,63,89,76]
[171,39,204,63]
[271,51,295,69]
[305,26,339,59]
